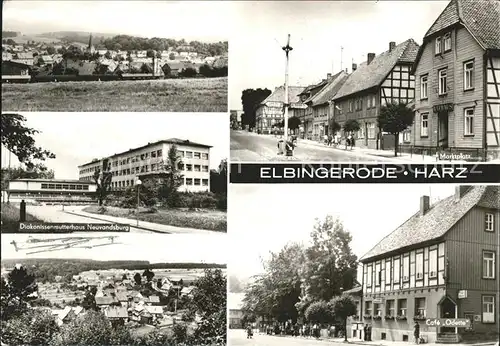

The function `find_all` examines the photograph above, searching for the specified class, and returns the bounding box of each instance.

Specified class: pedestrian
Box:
[350,132,355,149]
[345,134,350,150]
[334,133,338,147]
[367,324,372,341]
[414,321,420,344]
[363,324,368,341]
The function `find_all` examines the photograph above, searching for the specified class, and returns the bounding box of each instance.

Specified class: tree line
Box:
[240,216,358,340]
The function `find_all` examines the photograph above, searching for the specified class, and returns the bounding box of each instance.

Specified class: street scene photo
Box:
[228,184,499,346]
[1,112,228,235]
[230,0,500,162]
[0,233,227,345]
[2,1,228,112]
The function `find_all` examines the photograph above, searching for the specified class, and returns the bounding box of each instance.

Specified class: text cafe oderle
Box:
[425,318,471,328]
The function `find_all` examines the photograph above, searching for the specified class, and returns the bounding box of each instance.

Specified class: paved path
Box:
[230,131,439,162]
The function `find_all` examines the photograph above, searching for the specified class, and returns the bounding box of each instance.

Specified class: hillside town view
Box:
[230,0,500,162]
[1,258,226,345]
[1,1,229,112]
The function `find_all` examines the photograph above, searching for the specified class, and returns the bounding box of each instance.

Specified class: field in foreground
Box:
[2,77,227,112]
[83,205,227,232]
[0,203,42,233]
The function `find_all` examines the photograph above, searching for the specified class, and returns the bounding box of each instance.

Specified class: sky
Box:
[228,184,460,279]
[1,233,227,264]
[1,113,229,179]
[2,0,232,42]
[229,1,449,110]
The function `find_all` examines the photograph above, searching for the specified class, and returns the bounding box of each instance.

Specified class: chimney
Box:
[389,41,396,52]
[352,63,357,71]
[455,186,471,200]
[420,196,430,216]
[367,53,375,65]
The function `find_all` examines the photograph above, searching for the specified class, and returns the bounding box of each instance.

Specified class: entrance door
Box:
[440,296,456,333]
[438,112,449,148]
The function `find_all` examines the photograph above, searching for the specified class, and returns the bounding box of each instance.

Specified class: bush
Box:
[174,192,219,209]
[96,206,107,214]
[172,323,188,343]
[215,193,227,211]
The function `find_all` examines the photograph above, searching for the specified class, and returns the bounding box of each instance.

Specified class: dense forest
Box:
[1,258,226,283]
[2,31,19,38]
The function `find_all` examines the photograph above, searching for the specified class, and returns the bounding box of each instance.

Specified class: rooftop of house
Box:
[333,39,419,101]
[360,185,500,263]
[95,296,117,305]
[261,85,307,106]
[8,178,95,184]
[425,0,500,49]
[309,71,349,107]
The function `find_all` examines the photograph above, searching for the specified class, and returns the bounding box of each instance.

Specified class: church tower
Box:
[87,33,95,54]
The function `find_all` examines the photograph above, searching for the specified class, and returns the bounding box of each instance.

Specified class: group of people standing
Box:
[261,322,344,339]
[322,133,356,150]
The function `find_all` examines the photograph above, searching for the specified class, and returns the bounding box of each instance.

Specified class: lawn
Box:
[0,202,43,233]
[2,77,227,112]
[82,206,227,232]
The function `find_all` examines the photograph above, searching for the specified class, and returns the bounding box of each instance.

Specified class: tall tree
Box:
[142,268,155,282]
[158,145,184,207]
[133,272,142,286]
[288,116,301,131]
[330,295,357,342]
[1,167,55,191]
[305,300,334,324]
[1,308,59,346]
[81,286,98,311]
[241,88,272,129]
[1,113,56,170]
[302,216,358,302]
[210,159,227,195]
[92,166,112,206]
[377,102,414,157]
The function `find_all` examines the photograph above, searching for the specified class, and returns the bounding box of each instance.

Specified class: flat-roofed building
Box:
[7,179,97,204]
[78,138,212,193]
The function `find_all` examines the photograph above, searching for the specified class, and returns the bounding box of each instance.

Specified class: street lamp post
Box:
[282,34,293,143]
[135,178,142,227]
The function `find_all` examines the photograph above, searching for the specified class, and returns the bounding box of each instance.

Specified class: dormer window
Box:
[435,37,442,55]
[443,33,451,52]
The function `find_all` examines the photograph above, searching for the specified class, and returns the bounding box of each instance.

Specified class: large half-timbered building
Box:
[332,39,419,149]
[359,185,499,343]
[411,0,500,159]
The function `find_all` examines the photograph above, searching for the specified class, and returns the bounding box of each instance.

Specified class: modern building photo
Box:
[228,184,499,345]
[1,112,228,234]
[230,0,499,162]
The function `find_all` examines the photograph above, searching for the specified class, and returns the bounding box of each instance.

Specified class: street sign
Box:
[425,318,471,328]
[458,290,467,299]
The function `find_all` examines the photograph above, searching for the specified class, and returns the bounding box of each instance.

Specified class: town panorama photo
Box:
[2,1,229,112]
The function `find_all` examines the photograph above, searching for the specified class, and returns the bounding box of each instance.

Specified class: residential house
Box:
[148,295,160,305]
[228,292,245,329]
[13,52,34,65]
[35,55,54,67]
[333,39,419,149]
[104,306,128,324]
[2,60,31,83]
[359,185,499,343]
[180,286,196,298]
[298,79,330,139]
[2,52,13,61]
[162,61,185,77]
[307,70,349,140]
[411,0,500,158]
[145,306,164,322]
[255,85,307,134]
[343,286,363,340]
[115,291,129,307]
[52,306,82,326]
[95,296,117,310]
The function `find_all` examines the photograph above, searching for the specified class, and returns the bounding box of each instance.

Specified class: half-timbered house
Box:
[332,39,419,149]
[360,185,499,343]
[411,0,500,159]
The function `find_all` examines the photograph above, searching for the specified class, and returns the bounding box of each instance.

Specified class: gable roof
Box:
[95,296,116,305]
[261,85,307,106]
[361,186,500,262]
[310,71,349,107]
[333,39,419,101]
[104,306,128,318]
[425,0,500,50]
